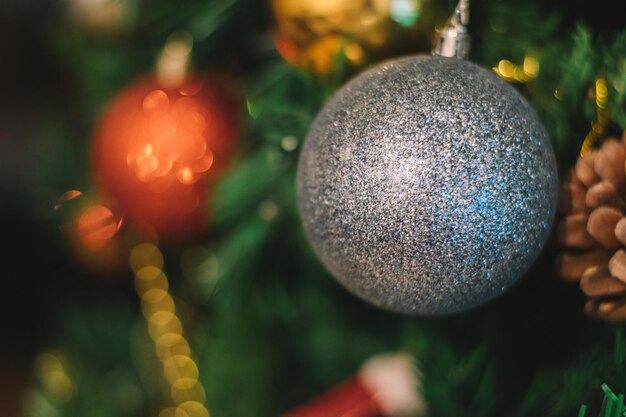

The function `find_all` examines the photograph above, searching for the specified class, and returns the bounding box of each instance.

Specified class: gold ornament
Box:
[271,0,446,76]
[67,0,138,36]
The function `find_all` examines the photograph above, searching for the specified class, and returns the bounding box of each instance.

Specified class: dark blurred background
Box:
[1,2,70,414]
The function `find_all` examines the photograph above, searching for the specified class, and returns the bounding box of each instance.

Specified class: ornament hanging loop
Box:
[432,0,470,59]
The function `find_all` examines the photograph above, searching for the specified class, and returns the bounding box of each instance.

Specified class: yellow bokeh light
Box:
[164,355,199,384]
[156,338,191,362]
[160,407,178,417]
[131,243,164,272]
[514,66,527,82]
[579,77,609,156]
[175,401,210,417]
[35,353,73,401]
[142,288,169,303]
[142,293,176,319]
[44,371,74,401]
[344,43,364,63]
[133,243,209,413]
[493,55,539,83]
[148,311,183,340]
[149,310,177,327]
[258,200,279,221]
[596,77,608,109]
[35,352,62,376]
[497,59,515,78]
[171,378,206,404]
[156,332,184,349]
[523,55,539,78]
[172,377,199,390]
[281,136,298,152]
[135,266,169,295]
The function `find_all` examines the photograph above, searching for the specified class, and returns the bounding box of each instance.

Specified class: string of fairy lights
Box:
[34,352,74,402]
[34,243,211,417]
[492,54,540,83]
[580,77,609,156]
[491,53,608,156]
[130,243,210,417]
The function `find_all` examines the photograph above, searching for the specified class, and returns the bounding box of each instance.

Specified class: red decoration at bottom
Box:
[281,352,425,417]
[283,377,383,417]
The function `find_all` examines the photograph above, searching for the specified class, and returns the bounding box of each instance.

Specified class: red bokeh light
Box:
[91,74,240,242]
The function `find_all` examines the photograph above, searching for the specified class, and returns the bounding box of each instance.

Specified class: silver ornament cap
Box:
[432,0,470,59]
[296,54,558,315]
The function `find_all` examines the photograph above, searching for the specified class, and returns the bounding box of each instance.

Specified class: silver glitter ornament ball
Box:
[296,55,558,315]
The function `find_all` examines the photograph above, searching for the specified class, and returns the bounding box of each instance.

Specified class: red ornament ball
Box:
[91,74,241,242]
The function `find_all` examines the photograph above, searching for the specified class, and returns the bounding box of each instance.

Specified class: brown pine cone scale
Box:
[587,207,622,249]
[556,133,626,321]
[586,181,624,209]
[580,266,626,298]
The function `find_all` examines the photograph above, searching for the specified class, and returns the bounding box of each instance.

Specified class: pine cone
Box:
[556,133,626,321]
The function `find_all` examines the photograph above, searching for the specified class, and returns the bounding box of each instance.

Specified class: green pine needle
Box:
[615,395,624,417]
